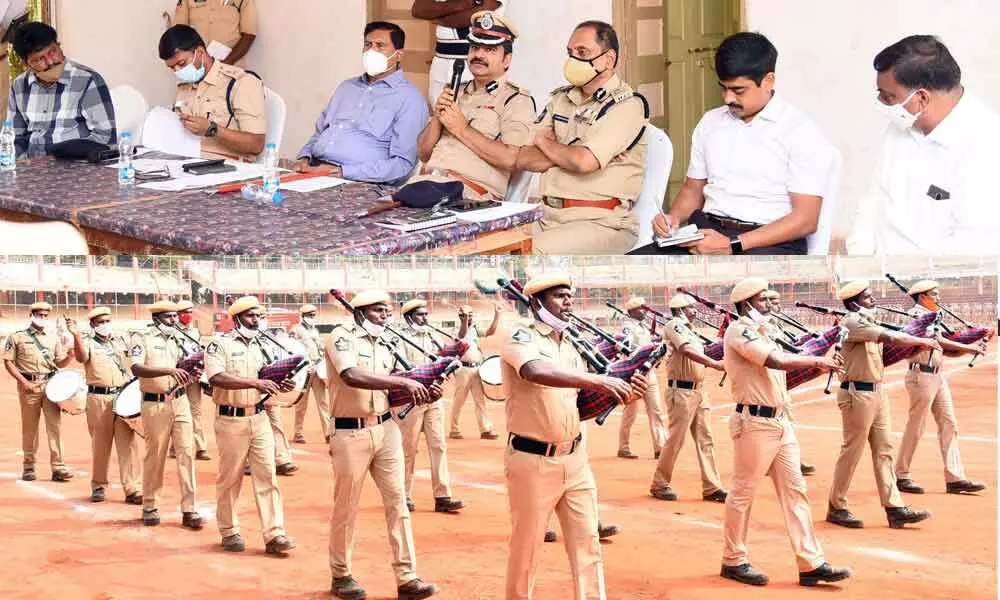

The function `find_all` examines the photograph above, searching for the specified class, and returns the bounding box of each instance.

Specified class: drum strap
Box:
[95,336,129,378]
[25,328,58,373]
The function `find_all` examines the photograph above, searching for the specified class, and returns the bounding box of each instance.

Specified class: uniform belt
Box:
[544,196,624,211]
[704,212,762,233]
[88,385,122,395]
[334,411,392,430]
[840,381,877,392]
[508,432,582,457]
[667,379,698,390]
[142,390,186,403]
[218,401,266,417]
[435,41,469,57]
[908,363,940,374]
[462,361,481,368]
[20,372,54,381]
[735,404,777,418]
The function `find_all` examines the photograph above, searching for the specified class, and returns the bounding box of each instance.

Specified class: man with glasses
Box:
[9,22,116,158]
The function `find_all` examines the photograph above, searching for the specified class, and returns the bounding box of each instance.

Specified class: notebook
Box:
[654,224,705,248]
[374,210,457,232]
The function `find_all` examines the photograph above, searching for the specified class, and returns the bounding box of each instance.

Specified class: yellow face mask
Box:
[563,51,608,87]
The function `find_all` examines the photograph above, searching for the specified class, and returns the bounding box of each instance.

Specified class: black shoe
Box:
[896,478,925,494]
[800,463,816,476]
[52,469,73,482]
[265,535,295,555]
[799,562,852,587]
[221,533,246,552]
[124,493,143,505]
[650,486,678,501]
[544,530,557,543]
[946,480,987,495]
[195,450,211,461]
[21,469,36,482]
[243,465,251,476]
[721,563,769,586]
[182,512,204,530]
[703,489,728,503]
[325,434,331,444]
[142,509,160,526]
[653,450,661,459]
[434,497,465,513]
[406,497,415,512]
[397,577,439,600]
[598,523,620,539]
[168,448,176,459]
[276,462,299,476]
[293,433,307,444]
[331,575,367,600]
[886,506,931,529]
[90,487,106,503]
[617,449,639,459]
[826,506,864,528]
[480,431,499,440]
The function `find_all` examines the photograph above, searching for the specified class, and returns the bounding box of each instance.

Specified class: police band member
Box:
[617,296,667,459]
[289,303,331,444]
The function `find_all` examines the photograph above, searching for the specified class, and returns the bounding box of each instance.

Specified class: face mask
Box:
[857,306,877,319]
[94,323,113,338]
[411,323,429,334]
[361,317,385,338]
[875,90,922,129]
[536,304,571,333]
[302,316,316,327]
[178,313,193,326]
[563,51,608,87]
[31,316,50,330]
[35,62,65,83]
[362,49,395,77]
[747,307,769,324]
[258,318,269,331]
[175,52,206,84]
[919,296,939,312]
[235,317,258,339]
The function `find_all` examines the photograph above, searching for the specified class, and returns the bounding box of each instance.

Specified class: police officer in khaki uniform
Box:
[204,296,295,555]
[171,300,210,461]
[515,21,649,255]
[398,299,465,514]
[502,273,645,600]
[68,307,142,504]
[896,280,987,495]
[2,301,73,482]
[257,325,299,476]
[174,0,257,66]
[129,301,202,530]
[159,25,266,162]
[289,303,330,444]
[650,293,727,502]
[720,277,850,587]
[449,303,500,440]
[325,290,440,600]
[411,11,535,201]
[825,281,933,530]
[616,296,667,459]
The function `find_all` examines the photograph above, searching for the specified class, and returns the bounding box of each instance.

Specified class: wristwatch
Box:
[205,121,219,138]
[729,236,744,255]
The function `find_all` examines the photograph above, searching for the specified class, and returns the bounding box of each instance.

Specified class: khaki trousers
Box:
[451,366,493,434]
[328,418,417,586]
[294,372,330,438]
[722,412,824,572]
[171,381,208,454]
[651,386,724,495]
[505,443,605,600]
[618,371,666,453]
[18,385,65,471]
[532,205,638,255]
[829,388,904,509]
[266,405,292,465]
[396,400,452,499]
[215,409,285,543]
[86,392,141,495]
[141,394,196,512]
[897,370,966,483]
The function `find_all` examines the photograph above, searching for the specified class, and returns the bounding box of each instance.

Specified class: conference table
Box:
[0,157,540,255]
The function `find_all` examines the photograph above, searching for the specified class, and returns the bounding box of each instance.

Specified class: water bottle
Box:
[0,120,16,172]
[117,132,135,187]
[262,143,282,204]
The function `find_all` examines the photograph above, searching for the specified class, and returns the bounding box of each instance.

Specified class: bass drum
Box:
[113,379,145,438]
[44,370,87,415]
[478,355,505,401]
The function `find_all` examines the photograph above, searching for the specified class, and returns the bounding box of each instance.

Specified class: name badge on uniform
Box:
[927,185,950,201]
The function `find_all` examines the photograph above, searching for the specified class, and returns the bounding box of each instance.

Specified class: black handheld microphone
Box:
[449,60,466,100]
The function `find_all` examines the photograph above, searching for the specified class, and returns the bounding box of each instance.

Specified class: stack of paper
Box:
[140,106,202,158]
[453,202,539,224]
[654,224,705,248]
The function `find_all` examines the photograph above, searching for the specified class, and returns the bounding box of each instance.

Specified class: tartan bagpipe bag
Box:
[176,351,205,374]
[435,339,470,358]
[786,326,845,390]
[882,310,939,367]
[592,333,631,361]
[943,326,994,357]
[577,343,668,424]
[388,357,463,407]
[258,355,309,383]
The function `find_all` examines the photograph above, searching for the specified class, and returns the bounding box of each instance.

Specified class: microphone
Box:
[449,59,466,100]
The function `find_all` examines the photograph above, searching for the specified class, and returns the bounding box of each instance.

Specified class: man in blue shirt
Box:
[294,21,429,185]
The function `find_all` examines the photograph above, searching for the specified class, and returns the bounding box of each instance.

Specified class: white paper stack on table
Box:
[654,223,705,248]
[141,106,202,159]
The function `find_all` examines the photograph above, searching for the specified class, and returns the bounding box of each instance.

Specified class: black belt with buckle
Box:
[704,212,763,233]
[21,372,54,382]
[840,381,876,392]
[334,411,392,430]
[462,361,481,368]
[909,363,939,374]
[735,404,777,418]
[88,385,122,395]
[142,390,186,402]
[509,433,583,457]
[218,401,266,417]
[668,379,698,390]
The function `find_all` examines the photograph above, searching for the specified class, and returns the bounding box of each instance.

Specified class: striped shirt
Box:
[8,60,116,158]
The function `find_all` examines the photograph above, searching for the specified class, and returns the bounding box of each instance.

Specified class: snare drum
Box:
[478,355,505,401]
[113,379,145,438]
[44,370,87,415]
[271,362,309,407]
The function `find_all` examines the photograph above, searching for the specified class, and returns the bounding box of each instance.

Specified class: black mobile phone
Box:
[446,199,502,213]
[183,159,235,176]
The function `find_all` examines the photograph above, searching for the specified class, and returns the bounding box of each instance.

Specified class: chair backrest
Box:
[504,170,535,204]
[260,86,287,162]
[631,125,674,251]
[806,149,843,255]
[109,85,149,140]
[0,219,89,254]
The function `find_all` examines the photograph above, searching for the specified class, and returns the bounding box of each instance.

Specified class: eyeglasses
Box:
[26,43,63,70]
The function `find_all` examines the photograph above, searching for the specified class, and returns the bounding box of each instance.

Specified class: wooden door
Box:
[367,0,437,102]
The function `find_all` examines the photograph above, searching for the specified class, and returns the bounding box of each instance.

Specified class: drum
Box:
[44,370,87,415]
[478,355,505,401]
[113,379,145,438]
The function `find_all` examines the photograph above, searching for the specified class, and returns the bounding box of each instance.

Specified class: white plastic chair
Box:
[0,219,89,254]
[109,85,149,140]
[504,170,535,203]
[806,148,843,255]
[259,86,287,162]
[631,125,673,251]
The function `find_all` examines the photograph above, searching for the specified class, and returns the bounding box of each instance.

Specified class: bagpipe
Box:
[678,287,803,355]
[423,324,470,358]
[170,323,216,396]
[497,279,667,425]
[638,300,724,359]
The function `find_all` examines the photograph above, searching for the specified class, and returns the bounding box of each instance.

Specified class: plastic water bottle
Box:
[262,143,282,204]
[0,120,16,172]
[117,131,135,187]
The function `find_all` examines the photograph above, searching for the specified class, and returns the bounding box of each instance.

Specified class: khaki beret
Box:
[227,296,262,317]
[765,290,781,300]
[524,273,573,297]
[401,299,427,315]
[300,304,318,315]
[149,300,178,315]
[907,279,939,296]
[87,306,111,321]
[837,280,870,301]
[175,300,194,312]
[351,290,391,309]
[668,294,695,309]
[29,302,52,312]
[730,277,769,304]
[624,297,645,311]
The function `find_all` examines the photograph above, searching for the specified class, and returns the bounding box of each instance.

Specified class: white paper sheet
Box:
[206,40,233,61]
[453,202,539,224]
[140,107,201,158]
[279,176,350,193]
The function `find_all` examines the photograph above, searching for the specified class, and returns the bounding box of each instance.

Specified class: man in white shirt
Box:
[634,32,836,256]
[846,35,1000,256]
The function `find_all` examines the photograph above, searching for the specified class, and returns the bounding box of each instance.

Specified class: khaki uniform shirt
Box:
[461,324,484,364]
[204,331,267,407]
[501,320,584,443]
[907,305,943,368]
[621,318,653,349]
[326,323,395,418]
[174,0,258,51]
[289,322,324,363]
[723,316,789,409]
[130,326,184,394]
[840,311,886,382]
[664,317,707,383]
[537,74,648,203]
[174,59,266,162]
[400,325,442,365]
[80,332,131,387]
[415,78,535,198]
[3,326,66,375]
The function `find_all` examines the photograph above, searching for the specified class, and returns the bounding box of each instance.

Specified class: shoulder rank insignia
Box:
[512,329,532,344]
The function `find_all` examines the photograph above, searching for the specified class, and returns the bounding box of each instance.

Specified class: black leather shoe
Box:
[653,449,661,459]
[243,465,251,476]
[21,469,36,482]
[406,497,415,512]
[480,431,499,440]
[434,497,465,513]
[293,433,307,444]
[703,489,728,503]
[397,577,439,599]
[617,449,639,459]
[52,469,73,482]
[826,506,864,528]
[896,478,924,494]
[800,463,816,476]
[799,562,852,586]
[946,480,987,494]
[195,450,211,461]
[142,509,160,526]
[276,462,299,476]
[721,563,769,586]
[124,493,143,505]
[167,448,176,459]
[650,486,678,501]
[90,487,106,503]
[331,575,367,599]
[598,522,620,539]
[265,535,295,555]
[182,512,204,530]
[544,530,557,543]
[886,506,931,529]
[221,533,246,552]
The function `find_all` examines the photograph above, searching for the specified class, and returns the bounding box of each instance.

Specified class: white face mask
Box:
[236,321,258,339]
[747,307,769,324]
[410,322,429,334]
[94,323,113,338]
[174,51,206,84]
[362,49,395,77]
[361,318,385,338]
[875,90,922,130]
[258,318,269,331]
[302,316,316,327]
[31,316,50,330]
[536,304,571,333]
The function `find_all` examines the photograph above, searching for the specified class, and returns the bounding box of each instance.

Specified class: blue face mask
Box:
[174,52,206,84]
